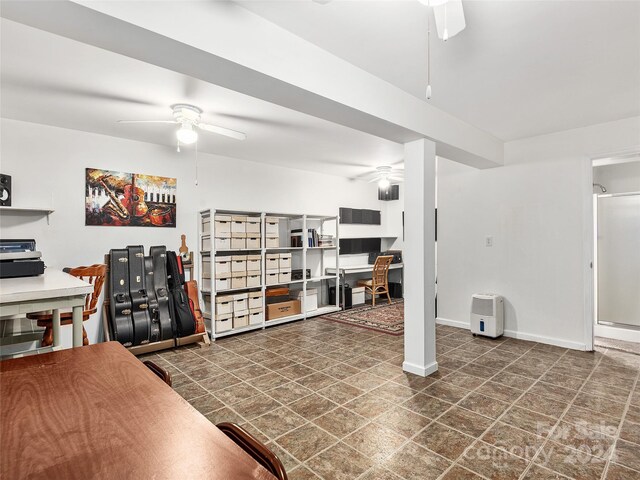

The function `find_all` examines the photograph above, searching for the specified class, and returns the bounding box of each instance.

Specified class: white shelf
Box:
[0,206,54,214]
[265,313,305,326]
[214,323,264,338]
[199,208,340,340]
[308,305,341,317]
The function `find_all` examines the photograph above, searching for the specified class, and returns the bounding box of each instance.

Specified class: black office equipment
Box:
[339,208,381,225]
[0,174,11,206]
[329,285,352,310]
[0,239,45,278]
[339,238,381,255]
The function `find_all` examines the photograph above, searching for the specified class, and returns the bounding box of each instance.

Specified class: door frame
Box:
[581,157,594,351]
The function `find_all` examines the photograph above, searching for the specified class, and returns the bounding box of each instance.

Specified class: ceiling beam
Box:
[1,0,504,168]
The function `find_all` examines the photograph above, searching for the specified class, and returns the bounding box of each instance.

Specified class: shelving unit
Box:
[198,209,340,339]
[0,205,55,224]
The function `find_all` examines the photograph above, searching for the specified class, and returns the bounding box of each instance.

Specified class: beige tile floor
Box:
[144,321,640,480]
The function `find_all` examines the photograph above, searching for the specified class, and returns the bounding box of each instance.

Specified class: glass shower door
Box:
[597,193,640,328]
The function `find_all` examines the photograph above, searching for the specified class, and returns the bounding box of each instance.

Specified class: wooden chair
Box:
[27,264,107,347]
[143,360,172,387]
[216,422,288,480]
[357,255,394,306]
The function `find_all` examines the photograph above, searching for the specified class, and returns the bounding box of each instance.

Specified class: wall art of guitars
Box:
[85,168,177,227]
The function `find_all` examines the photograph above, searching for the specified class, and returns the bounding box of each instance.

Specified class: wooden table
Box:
[0,269,93,349]
[0,342,277,480]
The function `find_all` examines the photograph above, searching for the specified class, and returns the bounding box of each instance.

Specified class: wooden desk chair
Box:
[217,423,288,480]
[143,360,172,387]
[27,264,107,347]
[357,255,394,306]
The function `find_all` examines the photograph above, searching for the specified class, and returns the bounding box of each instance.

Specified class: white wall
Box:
[0,118,395,348]
[594,160,640,194]
[437,116,640,350]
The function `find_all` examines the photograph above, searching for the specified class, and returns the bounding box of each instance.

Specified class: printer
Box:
[0,239,46,278]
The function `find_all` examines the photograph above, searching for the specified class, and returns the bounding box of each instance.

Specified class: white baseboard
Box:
[403,360,439,377]
[436,317,588,351]
[436,317,469,329]
[594,324,640,343]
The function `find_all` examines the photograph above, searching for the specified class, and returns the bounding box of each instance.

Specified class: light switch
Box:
[485,236,493,247]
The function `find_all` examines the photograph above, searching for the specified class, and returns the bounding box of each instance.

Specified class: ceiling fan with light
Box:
[117,104,247,152]
[312,0,466,100]
[366,166,404,189]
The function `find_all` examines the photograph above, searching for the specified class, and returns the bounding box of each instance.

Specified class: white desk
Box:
[325,263,404,309]
[0,269,93,350]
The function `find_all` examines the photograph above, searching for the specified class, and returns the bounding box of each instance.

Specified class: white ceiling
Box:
[0,19,403,179]
[238,0,640,141]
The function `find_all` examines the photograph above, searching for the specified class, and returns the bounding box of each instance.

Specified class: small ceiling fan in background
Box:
[365,166,404,189]
[117,104,247,152]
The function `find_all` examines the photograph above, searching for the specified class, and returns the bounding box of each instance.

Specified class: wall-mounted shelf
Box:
[0,206,55,224]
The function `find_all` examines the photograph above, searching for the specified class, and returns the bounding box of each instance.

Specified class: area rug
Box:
[319,300,404,336]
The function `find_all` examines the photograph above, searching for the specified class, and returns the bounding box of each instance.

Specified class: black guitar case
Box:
[150,246,174,341]
[108,249,134,347]
[166,250,196,337]
[144,255,161,343]
[127,245,151,345]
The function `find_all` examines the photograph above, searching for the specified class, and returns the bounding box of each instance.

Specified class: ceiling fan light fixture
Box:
[176,123,198,145]
[378,177,391,189]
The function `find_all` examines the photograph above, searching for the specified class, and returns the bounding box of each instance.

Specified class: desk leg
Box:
[52,309,61,348]
[72,305,83,347]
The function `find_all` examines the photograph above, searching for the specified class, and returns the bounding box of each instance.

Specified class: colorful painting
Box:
[85,168,177,227]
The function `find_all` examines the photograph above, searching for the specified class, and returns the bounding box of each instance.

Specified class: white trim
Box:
[436,317,588,351]
[402,360,439,377]
[595,324,640,343]
[582,156,595,351]
[436,317,469,329]
[502,329,587,351]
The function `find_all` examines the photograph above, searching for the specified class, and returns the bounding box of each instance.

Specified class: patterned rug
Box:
[319,300,404,336]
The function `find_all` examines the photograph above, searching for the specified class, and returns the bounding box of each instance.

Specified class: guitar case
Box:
[167,250,196,337]
[108,249,134,346]
[184,280,206,334]
[144,255,161,343]
[127,245,151,345]
[150,246,174,341]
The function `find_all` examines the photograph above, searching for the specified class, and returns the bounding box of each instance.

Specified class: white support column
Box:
[403,139,438,377]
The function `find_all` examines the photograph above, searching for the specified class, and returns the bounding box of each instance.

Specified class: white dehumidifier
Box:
[470,294,504,338]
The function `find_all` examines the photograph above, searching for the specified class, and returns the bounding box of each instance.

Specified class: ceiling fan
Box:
[117,104,247,151]
[366,166,404,189]
[312,0,466,100]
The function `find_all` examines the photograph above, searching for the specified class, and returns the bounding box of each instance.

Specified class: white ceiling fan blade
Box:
[117,120,178,124]
[198,123,247,141]
[433,0,466,40]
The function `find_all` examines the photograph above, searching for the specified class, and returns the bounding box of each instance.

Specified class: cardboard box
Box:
[246,255,261,272]
[293,288,318,312]
[265,217,279,235]
[231,233,246,250]
[214,237,230,250]
[266,299,301,321]
[201,215,211,235]
[215,313,232,332]
[233,311,249,328]
[248,291,263,309]
[246,273,261,288]
[265,236,279,248]
[352,286,365,305]
[265,272,279,286]
[216,295,234,315]
[246,235,261,249]
[215,256,231,275]
[214,275,230,291]
[279,253,292,269]
[231,216,247,234]
[201,235,212,251]
[246,216,261,234]
[249,308,263,325]
[266,254,279,270]
[233,292,249,312]
[278,271,291,283]
[202,256,211,278]
[231,255,247,272]
[214,215,231,235]
[231,272,246,289]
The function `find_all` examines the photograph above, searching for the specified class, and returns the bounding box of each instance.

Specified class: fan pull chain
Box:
[443,3,449,41]
[195,139,199,186]
[426,11,432,99]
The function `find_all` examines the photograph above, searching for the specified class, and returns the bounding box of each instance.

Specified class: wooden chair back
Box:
[372,255,394,287]
[63,264,107,316]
